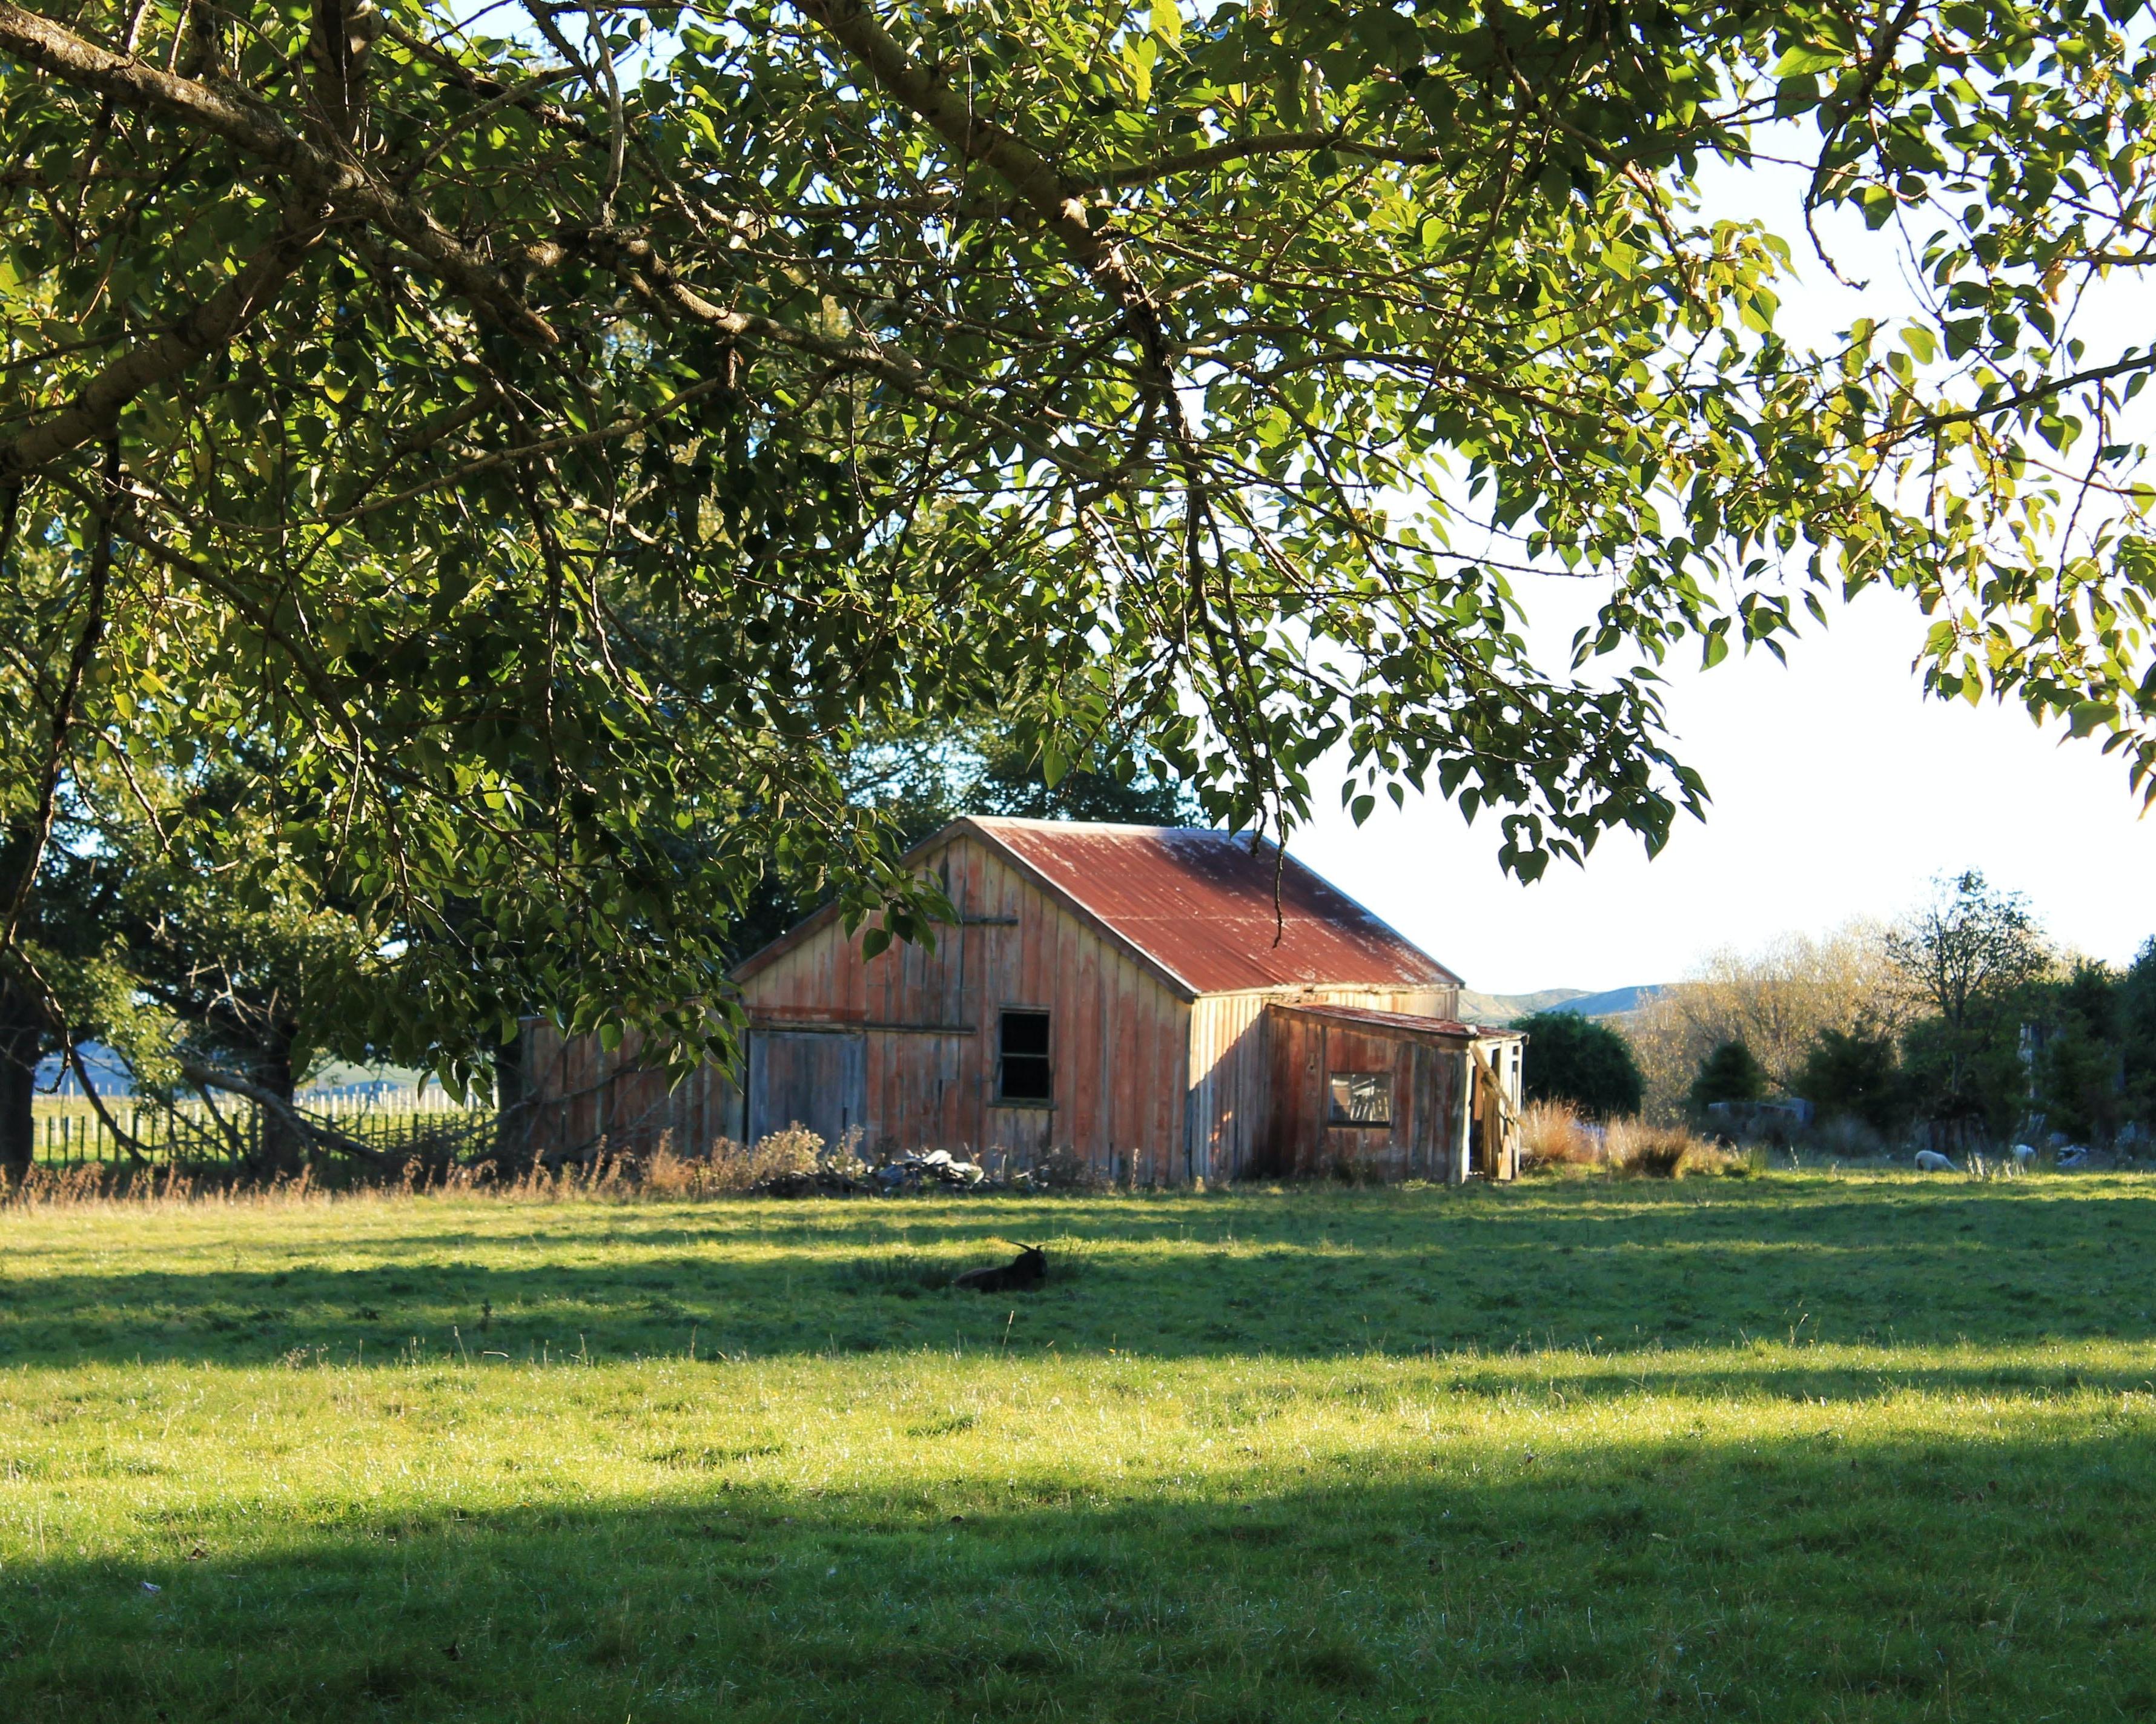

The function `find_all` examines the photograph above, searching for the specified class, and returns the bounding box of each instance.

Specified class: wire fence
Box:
[30,1089,492,1167]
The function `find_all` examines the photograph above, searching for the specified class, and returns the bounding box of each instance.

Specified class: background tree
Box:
[721,706,1200,962]
[5,0,2156,1100]
[2029,962,2126,1147]
[1886,872,2053,1135]
[1797,1028,1911,1137]
[2125,942,2156,1129]
[1514,1010,1644,1120]
[1627,925,1902,1120]
[103,806,386,1172]
[1690,1042,1770,1112]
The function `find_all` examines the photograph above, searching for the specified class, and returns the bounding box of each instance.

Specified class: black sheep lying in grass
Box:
[952,1244,1047,1293]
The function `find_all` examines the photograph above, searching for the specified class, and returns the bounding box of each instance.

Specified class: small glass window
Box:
[999,1010,1053,1103]
[1328,1072,1392,1127]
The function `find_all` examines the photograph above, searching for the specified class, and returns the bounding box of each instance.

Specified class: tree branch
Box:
[1100,127,1410,187]
[0,206,328,483]
[0,1,557,344]
[68,1041,154,1164]
[791,0,1177,419]
[546,228,1107,477]
[1877,349,2156,445]
[380,16,592,136]
[179,1060,395,1164]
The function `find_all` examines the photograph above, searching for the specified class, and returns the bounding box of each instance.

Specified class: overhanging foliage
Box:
[2,0,2153,1080]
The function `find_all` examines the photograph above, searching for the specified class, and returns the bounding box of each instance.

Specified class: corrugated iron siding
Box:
[1260,1005,1466,1181]
[738,831,1191,1177]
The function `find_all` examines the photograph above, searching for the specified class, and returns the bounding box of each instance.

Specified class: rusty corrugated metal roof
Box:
[1266,1000,1519,1042]
[967,817,1461,997]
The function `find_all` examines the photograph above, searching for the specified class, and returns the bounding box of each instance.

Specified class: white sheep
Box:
[2012,1143,2037,1167]
[1914,1149,1956,1172]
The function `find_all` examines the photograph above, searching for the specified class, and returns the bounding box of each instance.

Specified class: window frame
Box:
[994,1006,1054,1108]
[1326,1070,1394,1129]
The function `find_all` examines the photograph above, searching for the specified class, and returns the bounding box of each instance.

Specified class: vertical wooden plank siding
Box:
[520,834,1480,1182]
[512,1019,744,1161]
[1186,992,1273,1182]
[1256,1005,1487,1183]
[719,832,1191,1175]
[1180,984,1463,1181]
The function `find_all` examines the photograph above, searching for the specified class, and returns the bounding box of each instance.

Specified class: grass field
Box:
[4,1172,2155,1721]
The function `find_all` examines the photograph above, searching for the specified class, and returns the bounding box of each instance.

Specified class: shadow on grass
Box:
[8,1421,2156,1723]
[5,1177,2156,1366]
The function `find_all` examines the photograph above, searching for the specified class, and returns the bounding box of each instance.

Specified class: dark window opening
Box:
[1328,1072,1392,1127]
[999,1010,1053,1103]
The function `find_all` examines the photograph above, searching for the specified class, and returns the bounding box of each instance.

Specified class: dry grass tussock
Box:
[1518,1099,1605,1168]
[1605,1118,1747,1179]
[1519,1099,1746,1179]
[638,1125,870,1195]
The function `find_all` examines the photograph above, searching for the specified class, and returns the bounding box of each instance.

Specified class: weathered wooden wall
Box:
[737,831,1192,1177]
[517,827,1492,1182]
[1258,1005,1466,1181]
[1188,985,1462,1181]
[512,1020,742,1160]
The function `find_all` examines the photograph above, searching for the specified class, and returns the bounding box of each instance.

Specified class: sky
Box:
[1288,151,2156,997]
[1290,576,2156,996]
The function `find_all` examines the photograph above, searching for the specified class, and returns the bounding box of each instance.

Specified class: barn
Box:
[520,817,1524,1183]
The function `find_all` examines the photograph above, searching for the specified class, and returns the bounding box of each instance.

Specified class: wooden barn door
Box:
[748,1031,866,1149]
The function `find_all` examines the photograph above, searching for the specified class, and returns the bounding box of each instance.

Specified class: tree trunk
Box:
[250,1032,305,1175]
[0,977,41,1178]
[491,1019,534,1166]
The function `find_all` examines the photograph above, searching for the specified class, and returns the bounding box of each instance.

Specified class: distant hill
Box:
[1458,984,1662,1025]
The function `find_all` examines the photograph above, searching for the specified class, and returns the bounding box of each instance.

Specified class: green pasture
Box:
[2,1174,2155,1721]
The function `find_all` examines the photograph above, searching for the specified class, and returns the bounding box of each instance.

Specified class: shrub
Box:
[1799,1028,1910,1134]
[1513,1011,1645,1119]
[1689,1041,1768,1111]
[1807,1114,1893,1160]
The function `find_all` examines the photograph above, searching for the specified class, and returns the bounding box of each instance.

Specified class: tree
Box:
[1690,1042,1768,1112]
[5,0,2156,1094]
[0,836,118,1177]
[105,811,385,1172]
[1515,1010,1643,1120]
[967,737,1198,830]
[1627,924,1902,1120]
[1886,872,2052,1129]
[2126,940,2156,1127]
[2023,959,2128,1147]
[1797,1028,1910,1136]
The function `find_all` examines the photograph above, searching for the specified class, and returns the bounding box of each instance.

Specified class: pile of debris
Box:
[744,1148,990,1198]
[875,1148,988,1191]
[745,1144,1104,1198]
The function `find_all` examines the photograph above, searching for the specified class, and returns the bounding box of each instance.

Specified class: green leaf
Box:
[1774,44,1847,76]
